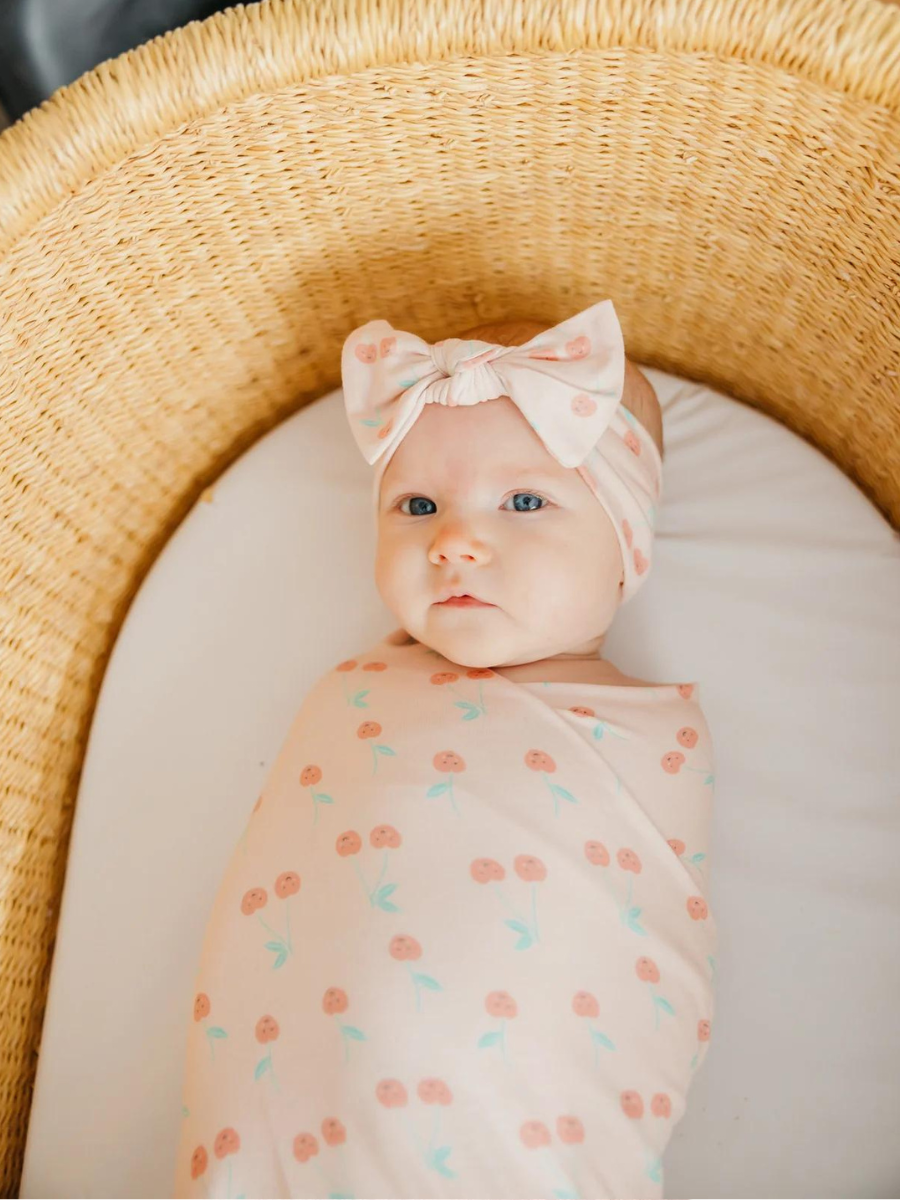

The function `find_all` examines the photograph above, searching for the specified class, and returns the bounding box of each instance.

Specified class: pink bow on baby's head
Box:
[340,298,663,605]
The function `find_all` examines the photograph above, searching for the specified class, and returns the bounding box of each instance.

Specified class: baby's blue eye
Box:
[399,492,548,516]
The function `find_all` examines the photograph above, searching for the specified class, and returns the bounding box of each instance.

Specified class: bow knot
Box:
[342,298,627,469]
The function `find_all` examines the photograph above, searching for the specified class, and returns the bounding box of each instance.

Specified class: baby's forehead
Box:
[387,396,560,478]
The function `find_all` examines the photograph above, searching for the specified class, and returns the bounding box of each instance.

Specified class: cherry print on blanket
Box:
[426,750,466,814]
[254,1014,282,1090]
[375,1079,459,1180]
[291,1118,356,1199]
[477,990,518,1060]
[334,656,389,711]
[572,990,617,1066]
[299,763,334,826]
[525,749,581,816]
[389,934,443,1012]
[519,1117,584,1199]
[429,667,496,720]
[240,872,300,969]
[193,991,228,1061]
[661,724,715,785]
[336,825,403,912]
[190,1129,241,1197]
[357,719,397,776]
[470,855,547,950]
[322,987,368,1062]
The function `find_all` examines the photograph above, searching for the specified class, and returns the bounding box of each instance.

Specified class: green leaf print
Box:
[426,781,450,797]
[626,907,647,937]
[352,690,370,707]
[504,918,534,949]
[589,1028,616,1050]
[207,1027,227,1039]
[551,784,578,804]
[254,1056,270,1079]
[691,852,706,864]
[315,793,334,804]
[413,973,441,990]
[453,701,481,720]
[478,1031,502,1048]
[655,997,675,1015]
[430,1146,456,1179]
[375,745,396,756]
[342,1026,367,1040]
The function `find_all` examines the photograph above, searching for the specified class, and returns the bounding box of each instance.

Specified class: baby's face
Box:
[375,395,624,670]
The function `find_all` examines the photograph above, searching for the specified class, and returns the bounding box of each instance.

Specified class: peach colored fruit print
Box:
[193,991,228,1061]
[572,989,617,1066]
[478,990,518,1060]
[299,763,334,826]
[389,934,444,1012]
[426,749,466,814]
[566,705,629,747]
[661,724,715,787]
[291,1117,355,1199]
[356,719,397,777]
[525,748,582,816]
[519,1117,584,1199]
[429,667,496,721]
[190,1128,243,1197]
[334,656,389,713]
[240,872,300,969]
[323,987,368,1062]
[337,824,404,911]
[470,854,547,950]
[584,840,660,938]
[375,1078,458,1179]
[254,1013,283,1091]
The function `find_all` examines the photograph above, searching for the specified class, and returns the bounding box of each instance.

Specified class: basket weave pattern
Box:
[1,0,898,1191]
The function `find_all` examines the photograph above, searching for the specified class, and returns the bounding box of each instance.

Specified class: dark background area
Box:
[0,0,257,126]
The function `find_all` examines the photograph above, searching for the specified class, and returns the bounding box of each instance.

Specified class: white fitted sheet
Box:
[19,369,900,1199]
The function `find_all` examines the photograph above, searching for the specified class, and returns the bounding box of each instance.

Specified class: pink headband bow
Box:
[340,298,662,604]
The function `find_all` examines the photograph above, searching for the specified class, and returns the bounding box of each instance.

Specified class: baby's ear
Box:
[623,358,664,460]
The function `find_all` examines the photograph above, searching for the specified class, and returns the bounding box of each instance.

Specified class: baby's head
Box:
[373,317,664,671]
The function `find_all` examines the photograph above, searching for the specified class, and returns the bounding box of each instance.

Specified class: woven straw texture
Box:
[1,0,899,1191]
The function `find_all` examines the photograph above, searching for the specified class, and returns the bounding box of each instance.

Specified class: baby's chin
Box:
[416,608,522,670]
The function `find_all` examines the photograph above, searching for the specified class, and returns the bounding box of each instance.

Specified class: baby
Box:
[173,300,717,1200]
[374,314,666,687]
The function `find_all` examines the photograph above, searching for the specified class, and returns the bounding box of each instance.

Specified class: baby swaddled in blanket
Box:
[173,299,718,1200]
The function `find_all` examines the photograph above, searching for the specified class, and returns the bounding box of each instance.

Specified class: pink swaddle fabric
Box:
[173,630,717,1199]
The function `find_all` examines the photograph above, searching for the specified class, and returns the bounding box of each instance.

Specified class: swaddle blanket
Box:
[173,630,717,1200]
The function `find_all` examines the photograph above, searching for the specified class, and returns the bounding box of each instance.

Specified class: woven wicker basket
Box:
[1,0,898,1191]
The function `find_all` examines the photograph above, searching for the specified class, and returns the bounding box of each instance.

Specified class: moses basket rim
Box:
[2,0,900,1193]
